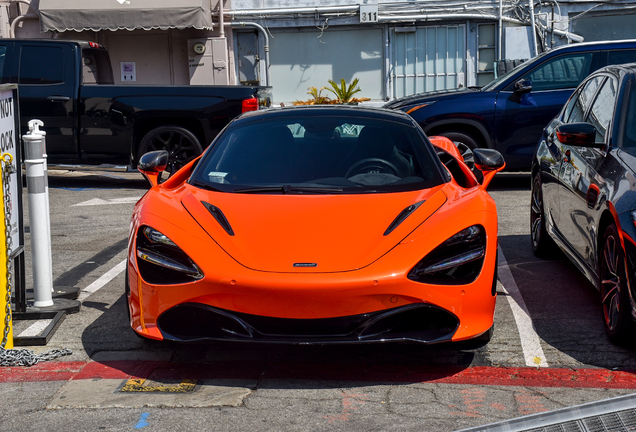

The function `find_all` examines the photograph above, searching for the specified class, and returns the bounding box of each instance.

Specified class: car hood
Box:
[181,186,447,273]
[383,87,479,109]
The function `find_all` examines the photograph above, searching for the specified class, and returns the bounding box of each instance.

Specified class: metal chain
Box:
[1,154,14,349]
[0,154,72,366]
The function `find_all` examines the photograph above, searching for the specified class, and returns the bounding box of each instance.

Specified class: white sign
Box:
[360,5,378,23]
[0,89,20,254]
[121,62,136,81]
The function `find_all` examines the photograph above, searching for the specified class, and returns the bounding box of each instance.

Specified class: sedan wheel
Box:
[530,173,555,257]
[600,223,635,345]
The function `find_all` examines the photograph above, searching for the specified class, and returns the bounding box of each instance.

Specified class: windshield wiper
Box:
[190,180,224,192]
[234,185,344,194]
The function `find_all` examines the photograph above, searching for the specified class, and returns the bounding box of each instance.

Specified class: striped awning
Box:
[38,0,214,32]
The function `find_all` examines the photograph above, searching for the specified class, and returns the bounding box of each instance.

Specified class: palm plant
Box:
[307,86,331,104]
[326,78,361,103]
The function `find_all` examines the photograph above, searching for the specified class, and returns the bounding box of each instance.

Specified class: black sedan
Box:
[531,62,636,345]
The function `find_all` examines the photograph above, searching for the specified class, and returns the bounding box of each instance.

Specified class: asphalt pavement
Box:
[1,170,636,432]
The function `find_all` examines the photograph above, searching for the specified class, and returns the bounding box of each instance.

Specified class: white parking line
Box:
[78,259,127,302]
[498,247,549,367]
[17,319,51,337]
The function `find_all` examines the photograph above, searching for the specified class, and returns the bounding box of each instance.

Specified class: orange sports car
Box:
[127,106,505,344]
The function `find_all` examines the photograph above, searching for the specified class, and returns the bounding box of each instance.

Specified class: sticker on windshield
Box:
[208,172,228,184]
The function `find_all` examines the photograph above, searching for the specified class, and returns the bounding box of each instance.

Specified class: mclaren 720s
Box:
[127,105,505,345]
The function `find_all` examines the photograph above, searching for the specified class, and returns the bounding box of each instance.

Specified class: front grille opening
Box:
[359,305,458,342]
[158,304,252,341]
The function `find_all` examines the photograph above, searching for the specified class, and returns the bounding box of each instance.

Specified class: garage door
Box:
[392,25,466,98]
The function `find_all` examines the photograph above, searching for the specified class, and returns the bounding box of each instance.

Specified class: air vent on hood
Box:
[383,200,425,236]
[202,201,235,236]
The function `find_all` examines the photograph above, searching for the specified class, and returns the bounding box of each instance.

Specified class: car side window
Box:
[586,77,617,144]
[19,46,64,85]
[521,53,594,91]
[564,76,605,124]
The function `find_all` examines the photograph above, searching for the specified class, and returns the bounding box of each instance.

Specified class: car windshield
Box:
[620,85,636,156]
[481,51,548,92]
[190,111,445,194]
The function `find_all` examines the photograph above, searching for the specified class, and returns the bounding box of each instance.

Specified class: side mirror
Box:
[513,78,532,94]
[138,150,169,186]
[555,122,603,148]
[473,148,505,189]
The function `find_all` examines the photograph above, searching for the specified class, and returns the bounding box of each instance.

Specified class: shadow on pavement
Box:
[498,234,636,369]
[79,292,489,387]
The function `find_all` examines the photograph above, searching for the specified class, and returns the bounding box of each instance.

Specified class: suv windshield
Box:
[190,112,445,194]
[481,51,548,92]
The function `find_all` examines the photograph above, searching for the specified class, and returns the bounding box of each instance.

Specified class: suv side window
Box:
[586,77,617,143]
[19,46,64,85]
[521,53,594,91]
[564,76,605,123]
[608,50,636,65]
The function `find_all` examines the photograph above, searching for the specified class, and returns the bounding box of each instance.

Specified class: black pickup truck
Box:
[0,39,272,171]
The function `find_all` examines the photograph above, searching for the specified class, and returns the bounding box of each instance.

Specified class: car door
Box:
[494,52,597,168]
[557,74,617,272]
[17,43,78,158]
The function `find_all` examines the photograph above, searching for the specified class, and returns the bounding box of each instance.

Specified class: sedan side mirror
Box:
[555,123,604,149]
[473,148,505,189]
[138,150,169,186]
[513,78,532,94]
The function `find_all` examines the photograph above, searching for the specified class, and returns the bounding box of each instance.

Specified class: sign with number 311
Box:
[360,5,378,23]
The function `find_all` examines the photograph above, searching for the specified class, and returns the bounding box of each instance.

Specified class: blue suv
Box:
[384,40,636,171]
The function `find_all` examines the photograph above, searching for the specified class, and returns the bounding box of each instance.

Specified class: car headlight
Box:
[136,226,203,284]
[408,225,486,285]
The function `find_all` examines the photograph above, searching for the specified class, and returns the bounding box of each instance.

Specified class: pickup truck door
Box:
[16,43,78,159]
[494,52,597,169]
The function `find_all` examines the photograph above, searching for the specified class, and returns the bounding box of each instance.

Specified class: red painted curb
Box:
[1,361,636,389]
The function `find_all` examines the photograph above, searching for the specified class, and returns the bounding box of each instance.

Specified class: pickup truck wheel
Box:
[137,126,203,174]
[437,131,478,170]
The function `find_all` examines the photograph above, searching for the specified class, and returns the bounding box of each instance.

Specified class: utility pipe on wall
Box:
[230,22,270,87]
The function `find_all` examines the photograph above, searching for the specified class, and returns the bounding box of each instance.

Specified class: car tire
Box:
[438,131,478,171]
[599,223,635,345]
[530,173,557,257]
[137,126,203,175]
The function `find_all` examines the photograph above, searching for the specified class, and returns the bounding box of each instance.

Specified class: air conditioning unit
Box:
[187,38,229,85]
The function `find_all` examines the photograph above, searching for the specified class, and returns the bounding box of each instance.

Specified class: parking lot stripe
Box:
[17,319,52,337]
[78,259,126,302]
[498,248,549,368]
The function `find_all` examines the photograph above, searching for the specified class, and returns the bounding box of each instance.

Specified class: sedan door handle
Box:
[47,96,70,102]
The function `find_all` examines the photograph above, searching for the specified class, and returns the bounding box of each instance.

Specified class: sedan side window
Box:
[521,53,594,91]
[586,78,617,144]
[564,76,605,123]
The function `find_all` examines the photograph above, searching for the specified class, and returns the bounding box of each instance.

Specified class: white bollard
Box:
[23,120,53,307]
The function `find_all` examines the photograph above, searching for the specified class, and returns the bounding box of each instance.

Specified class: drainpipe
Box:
[230,21,270,87]
[10,13,36,38]
[528,0,538,56]
[498,0,503,61]
[218,0,224,38]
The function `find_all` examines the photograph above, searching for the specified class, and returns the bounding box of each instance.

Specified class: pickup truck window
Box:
[0,46,5,79]
[520,53,594,92]
[19,46,64,85]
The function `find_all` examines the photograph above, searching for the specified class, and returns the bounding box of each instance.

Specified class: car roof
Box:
[549,39,636,53]
[236,104,418,125]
